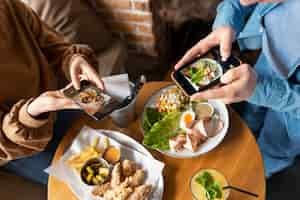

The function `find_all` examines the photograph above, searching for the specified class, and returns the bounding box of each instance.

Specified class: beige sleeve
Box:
[0,99,54,163]
[14,0,99,80]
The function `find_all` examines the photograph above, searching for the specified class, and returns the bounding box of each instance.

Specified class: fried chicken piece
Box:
[103,180,133,200]
[111,163,122,187]
[127,185,152,200]
[126,169,145,187]
[92,182,111,197]
[122,160,137,177]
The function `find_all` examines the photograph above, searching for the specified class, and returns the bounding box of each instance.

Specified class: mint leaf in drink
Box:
[195,171,223,200]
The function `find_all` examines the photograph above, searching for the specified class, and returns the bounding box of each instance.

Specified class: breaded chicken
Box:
[103,180,133,200]
[111,163,122,187]
[122,160,137,177]
[92,182,110,197]
[126,169,145,187]
[127,184,152,200]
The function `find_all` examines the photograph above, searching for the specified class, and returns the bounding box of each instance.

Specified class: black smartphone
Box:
[62,80,119,120]
[171,48,241,96]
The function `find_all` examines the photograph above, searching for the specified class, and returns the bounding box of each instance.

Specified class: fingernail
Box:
[222,56,228,62]
[220,76,226,83]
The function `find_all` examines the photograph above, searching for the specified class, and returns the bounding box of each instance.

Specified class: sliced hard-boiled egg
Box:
[179,110,196,131]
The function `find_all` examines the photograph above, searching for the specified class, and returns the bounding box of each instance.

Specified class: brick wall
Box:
[95,0,156,56]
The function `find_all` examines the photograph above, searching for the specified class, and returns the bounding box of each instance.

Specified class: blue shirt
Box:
[212,0,300,176]
[213,0,300,119]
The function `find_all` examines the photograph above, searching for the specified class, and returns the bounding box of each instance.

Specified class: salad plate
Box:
[141,85,229,158]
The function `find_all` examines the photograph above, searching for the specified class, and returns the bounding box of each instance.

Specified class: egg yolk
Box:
[184,114,194,124]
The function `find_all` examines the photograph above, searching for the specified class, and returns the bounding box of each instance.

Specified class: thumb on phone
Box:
[220,34,233,62]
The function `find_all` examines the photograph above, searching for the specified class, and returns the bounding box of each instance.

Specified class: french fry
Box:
[103,136,109,150]
[66,137,106,172]
[92,137,100,148]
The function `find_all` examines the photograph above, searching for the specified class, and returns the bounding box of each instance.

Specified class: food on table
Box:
[104,146,121,164]
[66,138,103,172]
[169,134,186,152]
[143,111,182,150]
[156,87,189,113]
[184,131,207,152]
[92,160,152,200]
[103,182,133,200]
[182,58,222,88]
[126,169,145,187]
[195,103,214,119]
[127,185,153,200]
[80,158,110,185]
[143,86,225,153]
[122,160,137,177]
[180,110,196,131]
[142,107,166,132]
[103,136,110,149]
[190,169,229,200]
[66,135,153,200]
[195,118,224,138]
[111,163,122,187]
[92,182,111,197]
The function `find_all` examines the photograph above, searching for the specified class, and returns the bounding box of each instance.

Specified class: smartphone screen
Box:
[172,49,241,96]
[180,58,223,91]
[62,80,115,117]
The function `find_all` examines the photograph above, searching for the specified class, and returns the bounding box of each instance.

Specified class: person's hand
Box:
[27,91,80,117]
[191,64,258,104]
[174,26,236,70]
[69,55,104,90]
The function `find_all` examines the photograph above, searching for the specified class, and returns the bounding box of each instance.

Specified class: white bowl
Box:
[141,85,229,158]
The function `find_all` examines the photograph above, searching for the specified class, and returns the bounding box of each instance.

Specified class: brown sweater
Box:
[0,0,98,164]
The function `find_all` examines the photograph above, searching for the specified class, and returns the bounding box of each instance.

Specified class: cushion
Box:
[23,0,112,53]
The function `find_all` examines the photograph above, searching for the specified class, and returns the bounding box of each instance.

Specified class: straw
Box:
[223,185,259,198]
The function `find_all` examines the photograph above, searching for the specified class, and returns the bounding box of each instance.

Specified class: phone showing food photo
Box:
[62,80,114,117]
[172,49,241,96]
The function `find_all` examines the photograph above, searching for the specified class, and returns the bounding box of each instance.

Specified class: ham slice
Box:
[183,128,207,152]
[169,135,186,152]
[193,117,224,138]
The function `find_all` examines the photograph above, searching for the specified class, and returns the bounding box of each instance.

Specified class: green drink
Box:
[190,169,230,200]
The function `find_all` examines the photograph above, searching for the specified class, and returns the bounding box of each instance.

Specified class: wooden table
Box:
[48,82,266,200]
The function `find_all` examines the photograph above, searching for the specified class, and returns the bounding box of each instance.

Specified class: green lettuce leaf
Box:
[142,107,165,132]
[143,112,181,150]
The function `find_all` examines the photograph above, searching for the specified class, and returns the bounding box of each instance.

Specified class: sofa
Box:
[23,0,127,77]
[1,0,127,199]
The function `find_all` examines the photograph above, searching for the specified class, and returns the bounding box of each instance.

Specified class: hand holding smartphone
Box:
[62,80,118,120]
[172,48,241,96]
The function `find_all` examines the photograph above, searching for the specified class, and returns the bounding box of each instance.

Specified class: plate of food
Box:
[141,85,229,158]
[46,127,164,200]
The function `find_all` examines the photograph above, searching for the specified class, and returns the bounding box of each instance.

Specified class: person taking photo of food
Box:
[175,0,299,178]
[0,0,103,184]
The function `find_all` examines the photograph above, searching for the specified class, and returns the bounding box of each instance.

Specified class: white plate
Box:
[141,85,229,158]
[46,128,164,200]
[94,129,164,200]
